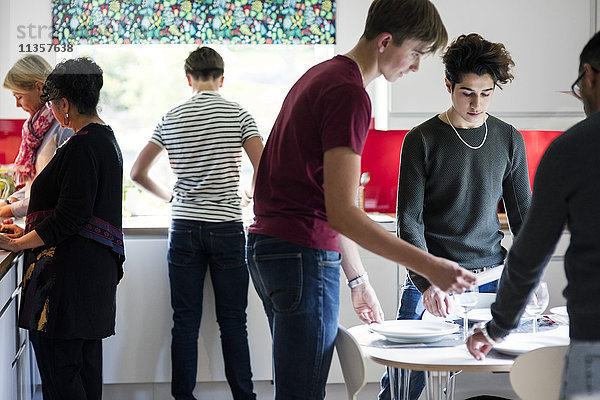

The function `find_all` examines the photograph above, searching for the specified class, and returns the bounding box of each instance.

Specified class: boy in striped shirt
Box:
[131,46,263,400]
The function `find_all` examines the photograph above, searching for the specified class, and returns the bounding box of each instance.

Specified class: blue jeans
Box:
[560,340,600,399]
[168,219,255,400]
[246,233,341,400]
[379,273,499,400]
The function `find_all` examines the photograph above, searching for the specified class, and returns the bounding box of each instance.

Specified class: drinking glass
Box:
[525,282,550,333]
[453,291,478,340]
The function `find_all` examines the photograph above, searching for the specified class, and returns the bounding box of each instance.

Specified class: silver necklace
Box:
[445,110,488,150]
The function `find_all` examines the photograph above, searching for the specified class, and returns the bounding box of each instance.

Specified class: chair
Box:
[509,345,568,400]
[335,325,367,400]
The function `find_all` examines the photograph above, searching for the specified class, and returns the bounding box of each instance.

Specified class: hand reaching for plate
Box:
[422,286,451,318]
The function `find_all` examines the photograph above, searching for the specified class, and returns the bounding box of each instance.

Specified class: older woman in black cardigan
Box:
[0,57,124,400]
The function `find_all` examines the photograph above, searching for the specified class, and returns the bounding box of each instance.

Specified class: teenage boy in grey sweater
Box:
[380,33,531,400]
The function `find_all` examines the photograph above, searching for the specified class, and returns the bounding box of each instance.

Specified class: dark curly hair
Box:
[443,33,515,90]
[41,57,103,115]
[580,31,600,70]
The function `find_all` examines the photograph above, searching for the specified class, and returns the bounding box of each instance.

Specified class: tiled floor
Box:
[102,381,381,399]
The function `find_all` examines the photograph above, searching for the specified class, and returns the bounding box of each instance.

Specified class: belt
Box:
[469,266,495,274]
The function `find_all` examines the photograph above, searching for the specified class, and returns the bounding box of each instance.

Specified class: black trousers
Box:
[29,331,103,400]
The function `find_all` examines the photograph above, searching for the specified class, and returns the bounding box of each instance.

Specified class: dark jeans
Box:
[29,330,102,400]
[379,273,499,400]
[246,233,341,400]
[168,219,255,400]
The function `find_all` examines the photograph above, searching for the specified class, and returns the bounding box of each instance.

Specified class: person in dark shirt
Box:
[380,34,531,400]
[0,57,124,400]
[467,30,600,400]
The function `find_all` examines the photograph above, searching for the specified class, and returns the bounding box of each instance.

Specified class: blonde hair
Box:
[3,54,52,92]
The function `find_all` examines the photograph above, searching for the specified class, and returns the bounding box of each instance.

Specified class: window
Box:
[70,44,334,220]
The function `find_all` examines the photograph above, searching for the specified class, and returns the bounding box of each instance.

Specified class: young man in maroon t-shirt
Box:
[247,1,476,398]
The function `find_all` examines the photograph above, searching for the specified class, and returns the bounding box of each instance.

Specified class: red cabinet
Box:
[0,119,25,164]
[361,129,563,214]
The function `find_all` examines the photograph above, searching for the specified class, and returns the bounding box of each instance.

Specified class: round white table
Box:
[348,323,569,400]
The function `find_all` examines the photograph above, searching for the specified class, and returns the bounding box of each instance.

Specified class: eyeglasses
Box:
[571,66,599,100]
[44,97,60,110]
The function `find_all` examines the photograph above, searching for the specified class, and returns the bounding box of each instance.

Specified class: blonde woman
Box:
[1,54,72,218]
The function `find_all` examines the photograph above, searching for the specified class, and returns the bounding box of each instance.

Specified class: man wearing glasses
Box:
[467,31,600,399]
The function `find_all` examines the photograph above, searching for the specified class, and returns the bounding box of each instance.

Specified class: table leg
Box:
[388,367,414,400]
[401,368,411,400]
[423,370,461,400]
[424,371,433,400]
[445,371,459,400]
[388,366,398,400]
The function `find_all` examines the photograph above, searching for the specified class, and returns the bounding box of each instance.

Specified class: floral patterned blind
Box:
[52,0,336,45]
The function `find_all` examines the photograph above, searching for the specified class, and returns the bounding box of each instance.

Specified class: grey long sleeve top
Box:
[488,111,600,341]
[397,115,531,292]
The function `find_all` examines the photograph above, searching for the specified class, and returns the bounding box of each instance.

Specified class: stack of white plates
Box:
[369,320,459,343]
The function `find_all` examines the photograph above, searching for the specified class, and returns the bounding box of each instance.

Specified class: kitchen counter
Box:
[121,212,510,233]
[0,248,30,400]
[0,250,17,282]
[123,215,171,236]
[366,212,510,231]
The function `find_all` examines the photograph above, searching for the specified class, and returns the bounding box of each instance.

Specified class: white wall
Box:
[0,0,57,119]
[384,0,597,131]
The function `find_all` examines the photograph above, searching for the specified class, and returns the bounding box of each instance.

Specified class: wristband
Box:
[347,272,368,289]
[5,198,11,205]
[476,322,499,345]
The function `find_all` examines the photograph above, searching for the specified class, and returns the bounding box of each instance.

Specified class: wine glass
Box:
[453,291,478,340]
[525,282,550,333]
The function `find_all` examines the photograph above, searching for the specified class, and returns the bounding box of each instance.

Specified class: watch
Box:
[4,198,11,205]
[475,322,499,345]
[347,272,368,289]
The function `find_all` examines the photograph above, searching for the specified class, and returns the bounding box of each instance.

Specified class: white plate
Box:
[550,306,568,316]
[367,213,395,223]
[369,320,459,343]
[443,293,496,320]
[459,308,533,323]
[381,333,458,344]
[464,308,533,323]
[467,308,493,322]
[494,333,570,356]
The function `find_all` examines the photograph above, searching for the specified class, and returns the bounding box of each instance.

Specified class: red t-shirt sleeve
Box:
[320,83,372,155]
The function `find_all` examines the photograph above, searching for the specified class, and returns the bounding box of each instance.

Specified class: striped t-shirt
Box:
[150,91,261,222]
